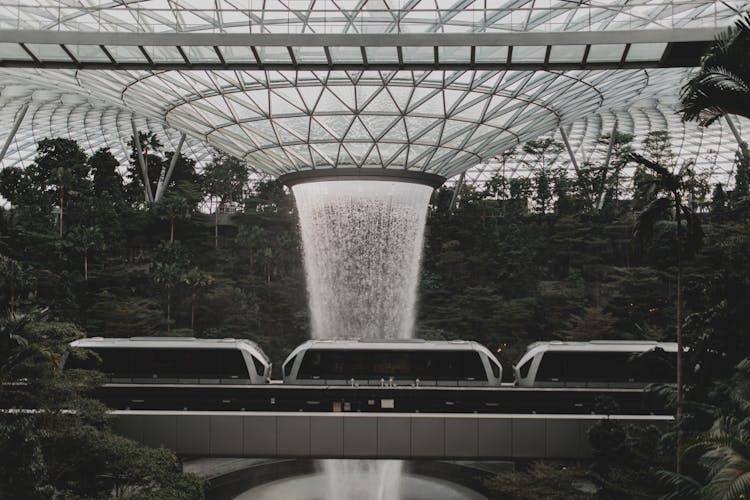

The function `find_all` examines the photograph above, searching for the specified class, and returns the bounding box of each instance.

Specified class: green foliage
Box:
[680,11,750,126]
[0,314,204,499]
[483,462,595,500]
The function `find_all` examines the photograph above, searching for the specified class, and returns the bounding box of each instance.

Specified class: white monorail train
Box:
[282,339,503,386]
[67,337,271,384]
[514,340,678,388]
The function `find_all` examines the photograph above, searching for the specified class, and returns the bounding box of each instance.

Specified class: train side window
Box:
[283,356,295,377]
[536,352,565,381]
[219,349,250,379]
[518,359,532,379]
[251,355,266,377]
[460,351,487,381]
[297,350,323,379]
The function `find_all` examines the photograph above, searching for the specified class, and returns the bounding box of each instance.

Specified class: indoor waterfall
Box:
[292,179,433,500]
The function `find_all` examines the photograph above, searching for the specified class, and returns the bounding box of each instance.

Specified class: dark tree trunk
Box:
[675,192,684,474]
[166,288,171,332]
[191,292,196,331]
[59,188,64,238]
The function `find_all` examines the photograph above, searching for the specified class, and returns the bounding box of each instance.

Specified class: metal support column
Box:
[0,103,29,163]
[559,126,581,176]
[725,114,749,162]
[597,119,619,211]
[131,118,153,203]
[449,171,465,212]
[155,133,186,202]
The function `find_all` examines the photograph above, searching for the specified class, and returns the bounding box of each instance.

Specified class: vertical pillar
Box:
[0,103,29,164]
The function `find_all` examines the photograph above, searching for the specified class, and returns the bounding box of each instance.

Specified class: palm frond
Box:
[634,196,673,246]
[629,152,674,179]
[655,470,701,500]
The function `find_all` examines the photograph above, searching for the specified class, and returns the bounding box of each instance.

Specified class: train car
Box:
[514,340,677,388]
[66,337,271,384]
[282,339,502,386]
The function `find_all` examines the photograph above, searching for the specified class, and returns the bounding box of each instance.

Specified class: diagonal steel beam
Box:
[131,118,154,203]
[449,171,465,212]
[0,102,29,164]
[558,125,581,176]
[724,114,749,162]
[155,132,187,202]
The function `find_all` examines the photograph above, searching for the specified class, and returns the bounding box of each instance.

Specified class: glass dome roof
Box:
[0,1,746,187]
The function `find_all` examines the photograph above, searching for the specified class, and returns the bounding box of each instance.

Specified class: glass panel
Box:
[475,46,508,63]
[548,44,586,63]
[219,350,250,379]
[143,45,184,63]
[536,352,564,381]
[365,46,397,63]
[25,43,70,61]
[292,46,327,63]
[460,351,487,380]
[0,42,32,60]
[105,45,148,63]
[257,46,291,63]
[401,46,434,63]
[438,46,469,63]
[511,45,547,63]
[221,45,256,62]
[329,46,361,63]
[587,44,626,62]
[627,42,668,62]
[184,46,221,63]
[68,44,110,62]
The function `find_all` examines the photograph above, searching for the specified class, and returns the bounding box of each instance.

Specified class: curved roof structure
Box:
[0,1,747,188]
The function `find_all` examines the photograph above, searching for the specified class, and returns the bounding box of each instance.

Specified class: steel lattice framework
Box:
[0,1,746,188]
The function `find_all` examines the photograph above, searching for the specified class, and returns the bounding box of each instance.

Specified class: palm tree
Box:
[154,195,191,242]
[67,226,104,280]
[182,268,213,331]
[152,262,182,332]
[629,150,703,472]
[680,11,750,158]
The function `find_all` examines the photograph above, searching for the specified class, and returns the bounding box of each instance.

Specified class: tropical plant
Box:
[182,267,214,331]
[152,261,182,332]
[154,194,191,242]
[680,11,750,129]
[630,140,704,471]
[0,255,32,316]
[24,138,90,237]
[66,225,105,280]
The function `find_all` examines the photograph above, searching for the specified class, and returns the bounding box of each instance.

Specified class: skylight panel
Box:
[475,46,508,63]
[587,44,627,63]
[627,43,667,62]
[25,44,70,62]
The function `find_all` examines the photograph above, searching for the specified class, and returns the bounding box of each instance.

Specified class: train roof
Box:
[522,340,678,355]
[70,337,269,361]
[290,339,490,352]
